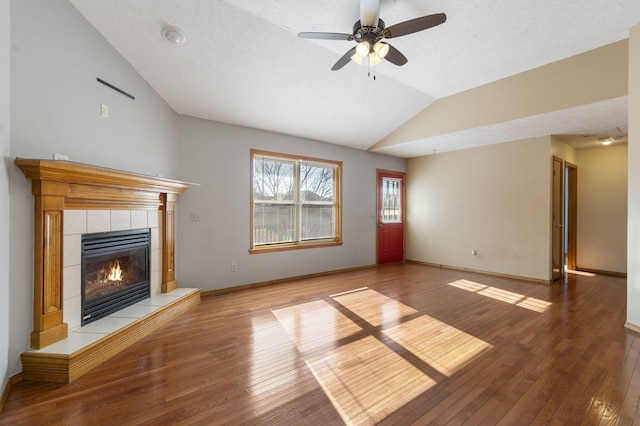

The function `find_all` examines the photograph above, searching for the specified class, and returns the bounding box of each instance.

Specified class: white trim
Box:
[624,322,640,334]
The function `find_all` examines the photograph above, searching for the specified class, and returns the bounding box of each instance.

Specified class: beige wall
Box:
[406,136,551,281]
[576,145,628,273]
[374,40,629,150]
[551,137,577,165]
[627,23,640,329]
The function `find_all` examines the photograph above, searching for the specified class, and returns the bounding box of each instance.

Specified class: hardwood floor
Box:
[1,263,639,425]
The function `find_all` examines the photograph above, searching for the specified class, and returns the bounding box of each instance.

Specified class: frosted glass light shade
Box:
[374,42,389,59]
[356,41,370,57]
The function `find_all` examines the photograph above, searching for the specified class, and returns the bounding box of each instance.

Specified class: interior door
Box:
[551,157,564,280]
[377,171,405,264]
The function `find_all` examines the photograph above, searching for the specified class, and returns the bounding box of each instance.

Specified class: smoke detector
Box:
[161,25,186,45]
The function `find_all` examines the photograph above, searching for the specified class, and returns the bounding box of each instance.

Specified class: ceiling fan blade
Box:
[385,13,446,38]
[384,44,408,66]
[332,47,357,71]
[360,0,380,27]
[298,32,352,41]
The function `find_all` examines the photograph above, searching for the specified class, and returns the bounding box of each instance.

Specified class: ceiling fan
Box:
[298,0,446,70]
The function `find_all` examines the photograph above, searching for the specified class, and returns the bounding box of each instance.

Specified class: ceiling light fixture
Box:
[374,41,389,59]
[351,41,388,67]
[601,140,612,146]
[369,53,383,66]
[161,25,186,45]
[356,41,370,57]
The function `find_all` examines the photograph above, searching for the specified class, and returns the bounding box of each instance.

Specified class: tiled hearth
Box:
[21,286,200,382]
[28,288,198,356]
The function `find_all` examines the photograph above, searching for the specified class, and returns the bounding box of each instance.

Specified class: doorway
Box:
[377,170,405,264]
[551,157,579,280]
[565,162,578,271]
[551,157,563,281]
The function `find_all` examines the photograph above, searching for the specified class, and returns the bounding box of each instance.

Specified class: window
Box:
[382,177,402,223]
[251,149,342,253]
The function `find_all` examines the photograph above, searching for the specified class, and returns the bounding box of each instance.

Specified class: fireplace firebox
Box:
[81,229,151,325]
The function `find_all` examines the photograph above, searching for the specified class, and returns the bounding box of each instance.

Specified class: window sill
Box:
[249,240,343,254]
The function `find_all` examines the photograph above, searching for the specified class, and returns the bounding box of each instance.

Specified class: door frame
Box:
[551,156,564,281]
[565,161,578,271]
[376,169,406,265]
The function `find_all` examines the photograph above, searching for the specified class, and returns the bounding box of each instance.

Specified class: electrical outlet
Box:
[231,262,237,272]
[190,212,201,222]
[100,103,109,118]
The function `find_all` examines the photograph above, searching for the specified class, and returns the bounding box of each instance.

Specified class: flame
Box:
[107,260,123,282]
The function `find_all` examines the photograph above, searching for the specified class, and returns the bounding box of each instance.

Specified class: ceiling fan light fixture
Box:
[356,41,370,57]
[369,53,383,66]
[373,41,389,59]
[161,25,186,45]
[351,53,364,65]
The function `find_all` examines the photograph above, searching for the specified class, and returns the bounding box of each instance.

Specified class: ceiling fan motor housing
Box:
[353,18,385,41]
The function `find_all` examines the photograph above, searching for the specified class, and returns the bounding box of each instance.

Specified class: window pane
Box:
[253,158,294,201]
[254,204,295,244]
[301,205,335,240]
[383,178,401,223]
[300,163,334,202]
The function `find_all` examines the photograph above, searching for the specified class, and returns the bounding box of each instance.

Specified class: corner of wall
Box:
[627,23,640,326]
[0,0,11,401]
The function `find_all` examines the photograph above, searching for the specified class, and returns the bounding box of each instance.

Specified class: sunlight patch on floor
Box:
[331,288,417,327]
[516,297,552,312]
[383,315,492,376]
[273,288,495,423]
[247,320,307,404]
[448,279,551,313]
[567,269,597,277]
[306,335,435,426]
[272,300,362,352]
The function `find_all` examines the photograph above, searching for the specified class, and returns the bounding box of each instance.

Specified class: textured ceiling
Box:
[68,0,640,155]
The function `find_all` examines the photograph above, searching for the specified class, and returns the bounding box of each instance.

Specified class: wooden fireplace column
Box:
[15,159,191,349]
[161,193,178,293]
[32,181,67,349]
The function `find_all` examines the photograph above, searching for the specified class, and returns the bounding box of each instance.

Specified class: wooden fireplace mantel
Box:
[15,158,191,349]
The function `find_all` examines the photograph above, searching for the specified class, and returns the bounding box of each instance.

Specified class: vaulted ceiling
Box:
[68,0,640,156]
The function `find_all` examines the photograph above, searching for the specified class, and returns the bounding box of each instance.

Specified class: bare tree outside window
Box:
[300,164,335,240]
[300,164,334,201]
[253,158,294,201]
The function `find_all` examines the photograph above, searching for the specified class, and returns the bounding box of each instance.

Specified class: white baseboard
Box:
[625,322,640,334]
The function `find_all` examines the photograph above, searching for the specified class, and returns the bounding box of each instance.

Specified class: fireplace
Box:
[82,229,151,325]
[15,159,202,383]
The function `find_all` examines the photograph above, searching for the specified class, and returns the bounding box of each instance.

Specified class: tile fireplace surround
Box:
[14,158,201,382]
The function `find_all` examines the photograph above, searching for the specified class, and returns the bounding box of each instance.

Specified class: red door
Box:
[377,171,405,264]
